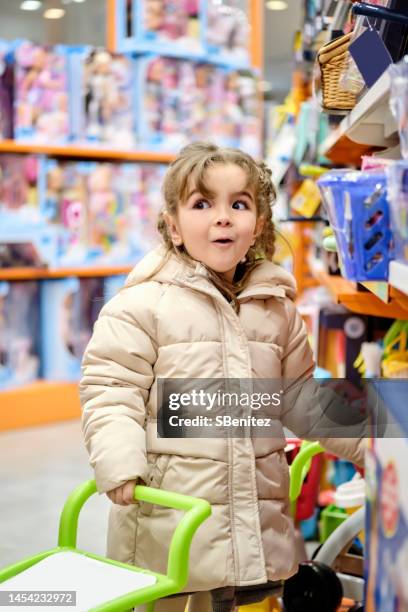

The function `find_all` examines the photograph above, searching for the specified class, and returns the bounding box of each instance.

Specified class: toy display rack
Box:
[0,1,264,432]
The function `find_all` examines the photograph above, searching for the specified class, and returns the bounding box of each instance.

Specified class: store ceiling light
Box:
[20,0,42,10]
[44,7,65,18]
[266,0,288,10]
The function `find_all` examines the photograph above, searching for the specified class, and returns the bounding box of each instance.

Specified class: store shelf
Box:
[312,267,408,318]
[0,381,81,431]
[319,70,399,165]
[389,260,408,298]
[0,266,132,281]
[0,140,175,163]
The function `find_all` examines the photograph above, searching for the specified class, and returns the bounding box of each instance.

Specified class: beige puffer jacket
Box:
[80,246,364,590]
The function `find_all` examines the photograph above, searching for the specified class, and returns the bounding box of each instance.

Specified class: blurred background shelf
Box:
[0,382,80,431]
[0,140,175,163]
[319,70,398,165]
[311,267,408,318]
[0,266,132,281]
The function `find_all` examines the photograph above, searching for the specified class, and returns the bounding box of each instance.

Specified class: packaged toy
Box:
[365,380,408,611]
[205,0,250,66]
[386,160,408,263]
[0,41,14,139]
[40,159,88,267]
[80,48,136,147]
[87,163,131,263]
[14,41,70,143]
[117,0,203,55]
[0,280,40,389]
[40,277,105,381]
[0,155,39,220]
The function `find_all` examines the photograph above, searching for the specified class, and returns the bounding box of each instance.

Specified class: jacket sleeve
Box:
[279,299,366,467]
[80,288,158,493]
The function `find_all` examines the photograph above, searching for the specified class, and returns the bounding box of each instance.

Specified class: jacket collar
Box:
[125,246,297,302]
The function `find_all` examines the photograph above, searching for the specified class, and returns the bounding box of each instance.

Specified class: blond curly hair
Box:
[134,142,276,311]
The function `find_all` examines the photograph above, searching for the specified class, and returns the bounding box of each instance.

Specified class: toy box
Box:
[116,0,204,57]
[40,277,105,381]
[39,159,89,267]
[205,0,250,68]
[0,280,40,389]
[0,40,14,139]
[365,380,408,611]
[14,41,70,143]
[71,47,136,147]
[103,274,128,302]
[0,155,39,219]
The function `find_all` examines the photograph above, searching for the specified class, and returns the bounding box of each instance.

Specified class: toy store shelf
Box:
[0,381,80,431]
[0,140,175,163]
[0,266,132,281]
[312,267,408,318]
[319,70,398,165]
[389,261,408,298]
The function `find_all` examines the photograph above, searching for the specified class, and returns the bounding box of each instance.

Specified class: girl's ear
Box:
[163,211,183,246]
[251,215,265,245]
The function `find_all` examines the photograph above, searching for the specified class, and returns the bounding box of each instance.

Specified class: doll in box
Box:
[0,155,39,216]
[87,164,128,262]
[0,281,40,389]
[83,49,134,146]
[15,41,69,142]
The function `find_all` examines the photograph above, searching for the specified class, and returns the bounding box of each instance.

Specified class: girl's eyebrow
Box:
[233,191,254,201]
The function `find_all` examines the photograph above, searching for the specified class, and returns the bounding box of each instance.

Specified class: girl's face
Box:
[167,163,264,282]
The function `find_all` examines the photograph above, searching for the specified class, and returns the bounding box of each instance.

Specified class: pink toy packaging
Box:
[0,280,40,389]
[80,48,136,147]
[0,41,14,139]
[141,0,202,53]
[0,155,39,219]
[41,160,88,266]
[14,41,70,143]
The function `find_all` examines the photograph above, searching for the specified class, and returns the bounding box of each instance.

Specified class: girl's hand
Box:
[106,479,140,506]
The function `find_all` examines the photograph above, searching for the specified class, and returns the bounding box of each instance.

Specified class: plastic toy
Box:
[386,160,408,263]
[0,481,211,611]
[0,281,40,389]
[318,170,392,281]
[79,48,136,147]
[0,155,39,218]
[14,41,70,143]
[40,277,105,381]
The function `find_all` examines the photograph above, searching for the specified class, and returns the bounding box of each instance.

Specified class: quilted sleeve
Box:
[80,286,159,493]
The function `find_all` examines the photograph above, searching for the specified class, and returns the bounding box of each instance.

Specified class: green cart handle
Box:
[58,480,211,592]
[289,441,324,515]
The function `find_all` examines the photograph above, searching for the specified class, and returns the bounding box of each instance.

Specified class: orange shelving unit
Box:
[0,140,175,163]
[312,268,408,319]
[0,382,81,432]
[0,266,132,281]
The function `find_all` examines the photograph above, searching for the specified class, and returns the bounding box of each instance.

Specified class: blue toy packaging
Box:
[0,41,14,139]
[205,0,250,67]
[365,381,408,611]
[40,277,105,381]
[318,170,393,281]
[0,281,40,389]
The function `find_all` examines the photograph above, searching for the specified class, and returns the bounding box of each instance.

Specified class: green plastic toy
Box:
[0,481,211,611]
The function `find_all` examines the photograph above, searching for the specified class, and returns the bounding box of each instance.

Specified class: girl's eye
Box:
[232,200,249,210]
[193,199,210,209]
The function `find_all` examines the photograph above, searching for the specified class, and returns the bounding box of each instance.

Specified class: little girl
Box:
[80,142,364,612]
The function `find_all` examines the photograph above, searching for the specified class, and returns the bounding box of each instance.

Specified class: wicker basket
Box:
[317,32,358,111]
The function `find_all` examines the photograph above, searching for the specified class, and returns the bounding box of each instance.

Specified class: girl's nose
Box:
[215,216,232,227]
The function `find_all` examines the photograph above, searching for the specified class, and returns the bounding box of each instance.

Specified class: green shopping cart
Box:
[0,481,211,611]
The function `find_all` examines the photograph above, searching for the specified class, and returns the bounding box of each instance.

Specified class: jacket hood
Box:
[125,245,297,301]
